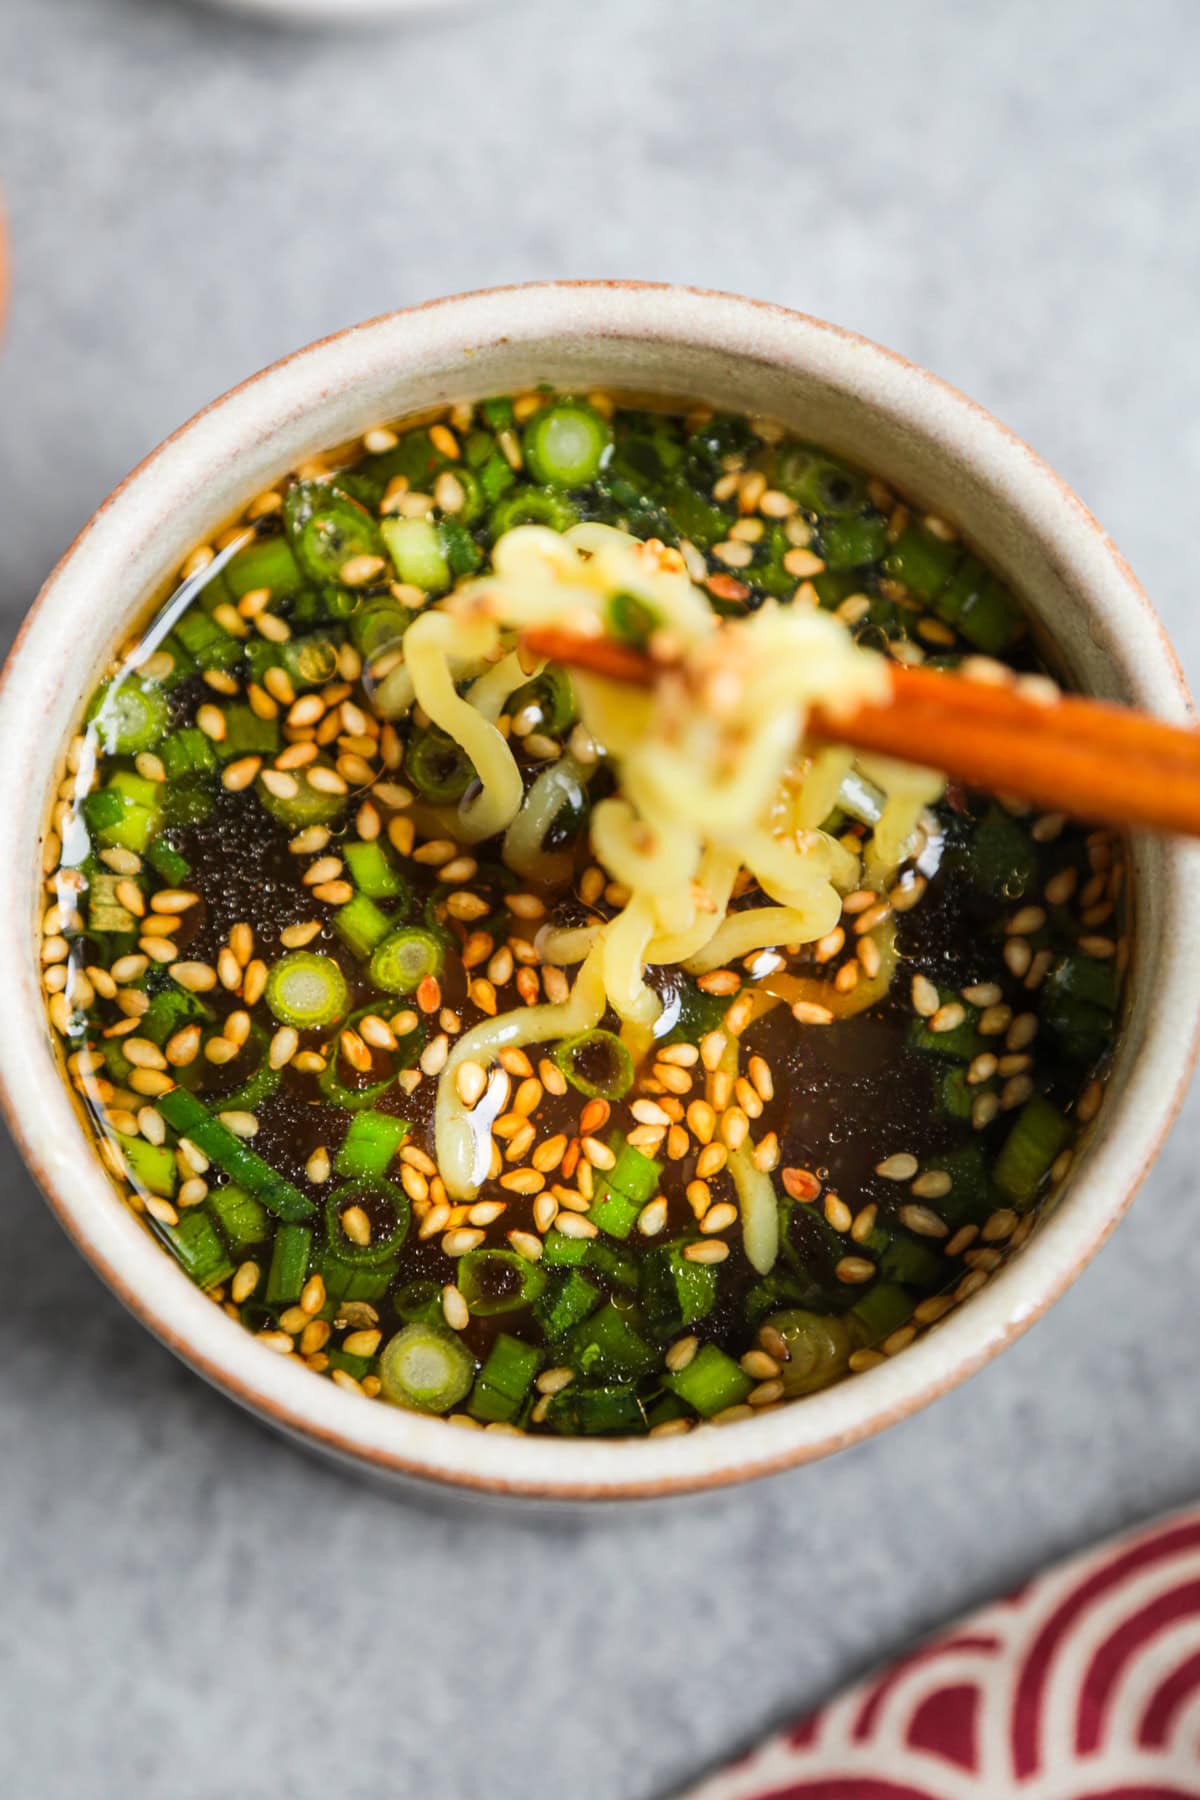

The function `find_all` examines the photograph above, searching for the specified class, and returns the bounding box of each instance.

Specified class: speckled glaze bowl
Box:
[3,283,1198,1505]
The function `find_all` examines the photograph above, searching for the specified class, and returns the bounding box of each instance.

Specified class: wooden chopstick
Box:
[520,626,1200,837]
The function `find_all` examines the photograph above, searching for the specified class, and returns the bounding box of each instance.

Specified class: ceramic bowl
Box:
[3,282,1197,1505]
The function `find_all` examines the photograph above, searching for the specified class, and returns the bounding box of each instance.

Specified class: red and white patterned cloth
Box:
[682,1508,1200,1800]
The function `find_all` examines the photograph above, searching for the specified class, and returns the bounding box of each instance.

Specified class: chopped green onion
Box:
[82,771,162,853]
[522,401,612,488]
[489,486,579,537]
[156,1088,315,1221]
[764,1309,853,1396]
[88,678,170,755]
[535,1269,602,1339]
[820,512,888,570]
[774,445,868,515]
[222,532,308,604]
[480,397,515,431]
[587,1141,663,1241]
[114,1132,177,1198]
[394,1279,446,1326]
[314,1248,397,1305]
[639,1242,718,1332]
[567,1302,657,1381]
[993,1095,1072,1205]
[406,725,475,803]
[608,1141,662,1204]
[468,1333,541,1423]
[665,1343,753,1417]
[379,1323,475,1415]
[255,765,345,829]
[281,634,340,690]
[908,987,980,1060]
[285,480,384,585]
[962,805,1039,900]
[546,1385,647,1435]
[333,893,394,960]
[343,839,410,904]
[161,1211,234,1290]
[349,600,411,663]
[208,1184,269,1256]
[380,516,451,593]
[554,1030,634,1101]
[265,1224,313,1306]
[87,872,136,936]
[507,666,577,737]
[137,982,213,1048]
[848,1284,914,1348]
[214,704,280,765]
[457,1248,547,1316]
[324,1178,410,1266]
[369,927,445,996]
[264,952,348,1030]
[146,839,190,885]
[160,727,219,781]
[334,1109,411,1180]
[883,524,961,598]
[173,608,242,670]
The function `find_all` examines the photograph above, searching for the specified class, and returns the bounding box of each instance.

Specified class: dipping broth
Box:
[39,394,1126,1435]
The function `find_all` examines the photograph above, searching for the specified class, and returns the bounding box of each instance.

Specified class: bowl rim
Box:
[3,279,1198,1502]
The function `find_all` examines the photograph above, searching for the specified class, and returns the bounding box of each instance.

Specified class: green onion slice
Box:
[489,486,579,537]
[324,1177,411,1266]
[379,1323,475,1415]
[255,765,346,829]
[88,679,170,756]
[765,1309,853,1397]
[265,952,349,1029]
[457,1248,548,1316]
[554,1029,635,1101]
[522,402,612,488]
[284,480,385,584]
[406,725,476,804]
[369,927,446,996]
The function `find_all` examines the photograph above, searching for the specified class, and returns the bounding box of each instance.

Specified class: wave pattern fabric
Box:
[681,1509,1200,1800]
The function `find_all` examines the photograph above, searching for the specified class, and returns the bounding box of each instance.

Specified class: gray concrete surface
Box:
[2,2,1199,1795]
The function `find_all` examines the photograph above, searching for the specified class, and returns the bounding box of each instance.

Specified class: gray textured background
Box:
[2,3,1199,1796]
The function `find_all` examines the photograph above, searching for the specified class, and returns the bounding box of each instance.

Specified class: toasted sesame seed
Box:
[442,1227,486,1257]
[899,1201,950,1240]
[911,1169,953,1200]
[697,969,740,996]
[665,1336,699,1372]
[875,1152,918,1181]
[1004,938,1033,978]
[835,1256,876,1285]
[695,1142,727,1180]
[792,1000,834,1025]
[554,1213,598,1241]
[217,1110,258,1139]
[700,1201,738,1234]
[231,1262,260,1304]
[824,1192,852,1232]
[683,1240,729,1264]
[580,1136,615,1170]
[567,1098,606,1144]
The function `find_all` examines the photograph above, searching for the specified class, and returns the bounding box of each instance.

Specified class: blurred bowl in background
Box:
[197,0,475,21]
